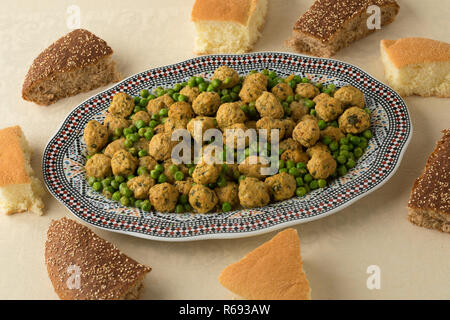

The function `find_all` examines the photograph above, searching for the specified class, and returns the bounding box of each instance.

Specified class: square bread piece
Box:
[0,126,44,215]
[191,0,268,54]
[218,228,311,300]
[408,130,450,233]
[380,38,450,97]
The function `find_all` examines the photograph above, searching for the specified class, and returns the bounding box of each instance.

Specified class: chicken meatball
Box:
[307,151,337,179]
[187,116,216,141]
[189,184,218,213]
[279,138,302,152]
[84,120,108,154]
[179,85,199,103]
[281,149,309,164]
[192,92,221,116]
[104,113,130,136]
[216,102,246,129]
[108,93,134,117]
[306,143,329,157]
[192,161,221,185]
[320,126,345,142]
[175,178,194,195]
[212,66,240,89]
[292,119,320,148]
[223,123,250,149]
[255,92,284,119]
[159,94,175,107]
[104,138,126,158]
[338,107,370,134]
[131,111,150,125]
[215,182,239,206]
[282,118,296,138]
[238,177,270,208]
[239,73,268,103]
[334,86,365,108]
[127,175,155,199]
[135,138,149,153]
[164,117,188,135]
[256,117,285,142]
[148,132,175,161]
[85,154,111,179]
[111,150,138,176]
[169,101,195,121]
[295,83,320,99]
[238,156,270,180]
[146,98,166,116]
[265,172,296,201]
[290,101,308,122]
[315,96,343,122]
[139,155,157,171]
[149,183,179,212]
[271,82,294,101]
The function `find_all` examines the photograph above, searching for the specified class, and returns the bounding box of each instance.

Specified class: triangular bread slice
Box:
[218,228,311,300]
[380,38,450,97]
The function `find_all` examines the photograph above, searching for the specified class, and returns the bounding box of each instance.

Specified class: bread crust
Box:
[0,126,30,186]
[45,218,151,300]
[191,0,258,25]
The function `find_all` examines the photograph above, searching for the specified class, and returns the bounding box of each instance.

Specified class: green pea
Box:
[232,85,242,93]
[286,160,295,169]
[141,200,152,211]
[115,175,125,183]
[301,77,310,83]
[261,69,269,76]
[337,155,347,165]
[296,187,307,197]
[296,162,306,169]
[221,95,232,103]
[329,141,339,151]
[321,135,332,145]
[158,174,168,183]
[315,83,323,89]
[304,99,315,109]
[174,204,184,213]
[148,94,156,100]
[145,131,154,141]
[122,186,133,198]
[114,128,123,137]
[87,176,97,186]
[296,177,304,186]
[222,202,232,212]
[286,95,294,104]
[150,170,160,179]
[111,191,121,201]
[135,120,146,129]
[288,80,297,89]
[278,159,285,169]
[92,182,102,192]
[289,167,300,177]
[248,106,258,119]
[295,94,302,101]
[159,108,169,117]
[309,180,319,190]
[135,200,143,208]
[168,164,178,174]
[123,128,133,136]
[279,168,288,174]
[310,109,317,116]
[110,180,119,190]
[339,137,349,145]
[207,84,215,92]
[304,174,313,183]
[184,204,192,212]
[188,167,195,176]
[350,136,360,145]
[354,147,363,158]
[198,82,207,92]
[128,147,138,156]
[318,179,327,188]
[340,150,350,158]
[174,171,184,181]
[211,79,221,88]
[134,96,141,105]
[173,83,182,92]
[338,165,348,176]
[330,121,338,128]
[217,176,227,187]
[178,94,187,102]
[318,120,327,130]
[139,98,149,107]
[268,71,277,78]
[137,167,148,176]
[101,177,112,187]
[364,107,371,115]
[120,196,130,206]
[179,194,188,204]
[362,129,372,139]
[346,158,356,169]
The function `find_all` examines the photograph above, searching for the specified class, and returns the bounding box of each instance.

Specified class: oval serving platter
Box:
[43,52,412,241]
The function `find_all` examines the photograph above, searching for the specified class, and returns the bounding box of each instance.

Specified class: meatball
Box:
[175,178,194,195]
[290,101,308,122]
[245,120,257,130]
[169,101,195,121]
[127,175,155,199]
[334,86,365,108]
[256,117,285,142]
[215,181,239,206]
[306,143,329,157]
[212,66,240,89]
[179,85,199,103]
[84,120,108,154]
[111,150,138,176]
[187,116,216,141]
[216,102,246,129]
[271,82,294,101]
[135,138,149,153]
[149,183,179,212]
[85,154,112,179]
[139,155,157,171]
[154,124,165,135]
[282,118,296,138]
[238,177,270,208]
[131,111,150,125]
[265,172,296,201]
[223,123,250,149]
[192,92,221,116]
[255,92,284,119]
[315,96,343,122]
[239,73,268,103]
[146,98,166,116]
[292,119,320,148]
[104,138,126,158]
[238,156,270,180]
[104,113,130,136]
[189,184,218,213]
[279,138,302,152]
[281,149,309,164]
[313,93,331,105]
[164,117,188,135]
[321,126,345,142]
[148,132,175,161]
[307,151,337,179]
[338,107,370,134]
[108,93,134,117]
[192,161,221,185]
[159,94,175,107]
[295,83,320,99]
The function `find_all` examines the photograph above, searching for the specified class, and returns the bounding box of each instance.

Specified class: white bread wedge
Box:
[380,38,450,98]
[191,0,268,54]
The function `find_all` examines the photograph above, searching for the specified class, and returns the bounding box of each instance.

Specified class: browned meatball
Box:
[104,138,126,158]
[175,178,194,195]
[111,150,137,176]
[192,161,221,185]
[149,183,179,212]
[147,98,166,116]
[135,138,149,153]
[281,149,309,164]
[295,83,319,99]
[192,92,221,116]
[307,151,337,179]
[85,154,111,179]
[320,126,345,142]
[215,181,239,206]
[255,92,284,119]
[223,123,250,149]
[334,86,365,108]
[127,175,155,199]
[148,132,175,161]
[271,83,294,101]
[139,155,158,171]
[189,184,218,213]
[216,102,246,129]
[306,143,329,157]
[180,86,199,103]
[315,96,343,122]
[238,156,270,180]
[265,172,296,201]
[292,119,320,148]
[239,73,268,103]
[168,101,195,121]
[104,113,130,136]
[84,120,108,154]
[279,138,302,152]
[256,117,285,142]
[187,116,216,141]
[131,111,150,125]
[108,93,134,117]
[238,177,270,208]
[164,117,188,135]
[338,107,370,134]
[290,101,308,122]
[282,118,296,138]
[212,66,240,89]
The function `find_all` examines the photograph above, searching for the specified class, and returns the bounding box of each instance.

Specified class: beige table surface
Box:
[0,0,449,300]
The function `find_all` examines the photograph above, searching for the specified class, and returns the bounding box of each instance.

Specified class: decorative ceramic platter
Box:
[42,52,412,241]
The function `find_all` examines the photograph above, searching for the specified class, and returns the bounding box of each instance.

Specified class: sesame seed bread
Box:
[22,29,121,106]
[191,0,268,54]
[218,228,311,300]
[408,130,450,233]
[0,126,44,215]
[380,38,450,97]
[287,0,399,57]
[45,218,152,300]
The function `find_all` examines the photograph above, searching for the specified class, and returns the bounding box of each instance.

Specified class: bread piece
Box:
[380,38,450,97]
[45,218,151,300]
[0,126,44,215]
[218,228,311,300]
[22,29,121,106]
[287,0,399,57]
[191,0,268,54]
[408,130,450,233]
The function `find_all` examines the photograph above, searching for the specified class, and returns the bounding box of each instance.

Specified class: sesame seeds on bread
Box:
[380,38,450,97]
[22,29,121,106]
[218,228,311,300]
[45,218,151,300]
[408,130,450,233]
[287,0,400,57]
